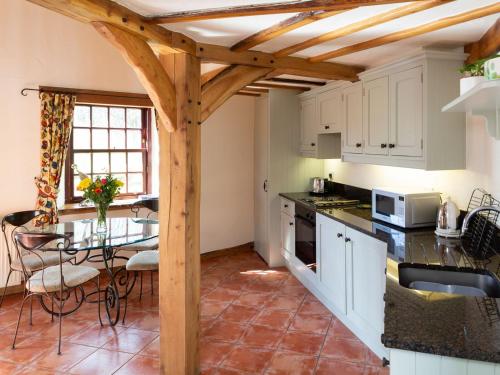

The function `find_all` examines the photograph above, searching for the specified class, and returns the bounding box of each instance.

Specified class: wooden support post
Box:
[158,52,201,375]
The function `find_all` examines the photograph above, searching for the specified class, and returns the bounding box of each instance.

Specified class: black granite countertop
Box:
[280,192,500,364]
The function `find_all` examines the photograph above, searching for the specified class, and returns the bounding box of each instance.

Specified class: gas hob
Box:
[299,196,360,208]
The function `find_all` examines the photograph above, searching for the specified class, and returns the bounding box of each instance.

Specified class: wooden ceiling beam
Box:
[266,77,327,86]
[201,65,272,122]
[93,22,177,132]
[197,43,363,81]
[464,18,500,64]
[147,0,431,23]
[274,0,451,57]
[310,3,500,62]
[201,65,232,85]
[249,82,311,91]
[230,10,343,52]
[237,91,262,97]
[242,87,270,93]
[27,0,196,55]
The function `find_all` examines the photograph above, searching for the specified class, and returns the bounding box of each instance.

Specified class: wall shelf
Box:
[442,80,500,139]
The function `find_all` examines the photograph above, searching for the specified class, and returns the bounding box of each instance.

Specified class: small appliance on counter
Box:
[435,196,461,238]
[309,177,333,195]
[372,187,441,228]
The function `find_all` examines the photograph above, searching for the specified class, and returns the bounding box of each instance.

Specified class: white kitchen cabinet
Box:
[299,96,317,156]
[316,214,347,315]
[318,88,342,134]
[389,66,423,157]
[342,82,364,154]
[281,211,295,257]
[345,226,387,343]
[363,76,389,155]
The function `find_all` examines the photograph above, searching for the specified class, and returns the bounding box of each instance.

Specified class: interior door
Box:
[342,82,363,154]
[363,77,389,155]
[254,97,269,262]
[389,66,423,157]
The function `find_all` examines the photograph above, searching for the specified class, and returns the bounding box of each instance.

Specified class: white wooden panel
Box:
[300,96,317,152]
[363,76,389,155]
[466,360,496,375]
[391,349,416,375]
[415,352,441,375]
[281,212,295,256]
[495,363,500,375]
[441,356,467,375]
[342,82,363,154]
[389,66,423,157]
[280,198,294,216]
[318,89,342,133]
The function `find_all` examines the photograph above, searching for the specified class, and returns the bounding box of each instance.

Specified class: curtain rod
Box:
[20,87,150,101]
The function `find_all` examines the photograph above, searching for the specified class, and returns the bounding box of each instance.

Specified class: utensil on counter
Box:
[309,177,326,194]
[435,196,460,238]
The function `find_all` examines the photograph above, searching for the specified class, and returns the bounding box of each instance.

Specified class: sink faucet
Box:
[461,206,500,236]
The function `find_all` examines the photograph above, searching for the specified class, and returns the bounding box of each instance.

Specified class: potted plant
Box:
[77,175,124,232]
[459,58,488,94]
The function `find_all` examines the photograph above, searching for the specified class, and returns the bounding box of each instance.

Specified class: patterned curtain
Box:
[35,92,76,224]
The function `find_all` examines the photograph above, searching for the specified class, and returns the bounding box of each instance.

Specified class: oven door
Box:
[294,214,316,273]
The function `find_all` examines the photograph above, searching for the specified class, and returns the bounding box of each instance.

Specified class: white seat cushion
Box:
[27,264,99,293]
[12,252,75,273]
[126,250,159,271]
[118,238,158,252]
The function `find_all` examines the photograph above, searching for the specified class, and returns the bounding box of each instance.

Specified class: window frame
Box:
[64,103,153,204]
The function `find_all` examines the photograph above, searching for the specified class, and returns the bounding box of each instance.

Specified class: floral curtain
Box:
[35,92,76,224]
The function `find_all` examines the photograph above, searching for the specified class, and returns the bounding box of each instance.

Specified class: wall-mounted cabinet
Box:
[318,88,342,134]
[342,82,364,154]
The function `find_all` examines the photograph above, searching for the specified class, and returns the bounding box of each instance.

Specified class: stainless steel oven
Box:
[294,204,316,273]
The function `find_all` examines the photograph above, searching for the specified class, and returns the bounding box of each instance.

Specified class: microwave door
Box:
[376,194,395,217]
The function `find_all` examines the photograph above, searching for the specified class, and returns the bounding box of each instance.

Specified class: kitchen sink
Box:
[398,264,500,298]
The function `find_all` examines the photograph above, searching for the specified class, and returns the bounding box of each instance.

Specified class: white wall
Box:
[324,115,500,209]
[201,96,255,253]
[0,1,255,255]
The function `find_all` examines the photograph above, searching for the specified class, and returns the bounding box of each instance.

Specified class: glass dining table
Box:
[21,216,159,325]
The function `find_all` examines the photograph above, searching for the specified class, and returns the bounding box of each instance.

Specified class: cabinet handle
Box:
[337,233,343,238]
[263,179,268,192]
[289,222,294,226]
[355,143,362,148]
[345,237,351,243]
[381,143,387,148]
[388,143,395,149]
[311,143,316,147]
[284,204,288,208]
[325,125,330,130]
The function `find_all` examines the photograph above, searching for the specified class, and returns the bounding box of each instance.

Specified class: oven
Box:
[294,204,317,273]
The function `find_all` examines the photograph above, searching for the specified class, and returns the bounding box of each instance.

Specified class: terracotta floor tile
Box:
[315,358,365,375]
[68,348,133,375]
[253,309,295,330]
[244,281,281,293]
[129,312,159,332]
[219,304,260,324]
[329,320,360,341]
[14,367,63,375]
[321,336,367,363]
[39,319,93,340]
[201,301,230,318]
[35,342,97,372]
[233,292,274,308]
[0,336,52,366]
[365,349,382,367]
[204,288,240,303]
[289,314,331,335]
[102,328,158,354]
[140,336,159,357]
[239,324,286,349]
[298,300,331,316]
[114,355,160,375]
[276,284,308,297]
[0,359,19,373]
[364,365,389,375]
[221,346,274,373]
[278,331,324,355]
[200,340,234,367]
[68,324,125,347]
[265,294,304,311]
[202,320,247,343]
[265,351,317,375]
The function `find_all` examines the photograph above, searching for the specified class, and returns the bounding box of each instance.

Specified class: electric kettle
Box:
[435,196,460,238]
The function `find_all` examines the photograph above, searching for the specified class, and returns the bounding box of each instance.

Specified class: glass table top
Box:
[22,217,159,251]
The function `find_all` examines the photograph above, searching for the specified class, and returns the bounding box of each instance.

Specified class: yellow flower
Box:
[77,178,91,191]
[116,180,124,187]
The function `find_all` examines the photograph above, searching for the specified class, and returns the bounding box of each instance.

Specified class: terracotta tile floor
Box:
[0,249,390,374]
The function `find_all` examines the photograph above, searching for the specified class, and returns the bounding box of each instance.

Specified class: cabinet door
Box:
[318,89,342,134]
[281,212,295,256]
[317,214,347,315]
[300,97,317,152]
[342,82,363,154]
[363,77,389,155]
[346,227,387,340]
[389,66,423,157]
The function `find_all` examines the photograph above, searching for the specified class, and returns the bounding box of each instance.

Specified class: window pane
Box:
[110,107,125,128]
[128,173,143,193]
[74,176,84,197]
[92,107,108,128]
[92,153,109,175]
[73,153,91,174]
[73,128,90,149]
[110,152,127,173]
[128,152,143,172]
[127,130,142,149]
[92,129,108,149]
[112,174,127,193]
[74,106,90,127]
[110,130,125,149]
[127,108,142,129]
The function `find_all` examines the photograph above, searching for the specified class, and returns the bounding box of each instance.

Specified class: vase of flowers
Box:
[77,175,124,232]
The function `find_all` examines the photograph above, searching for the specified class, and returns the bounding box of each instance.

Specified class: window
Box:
[65,104,152,203]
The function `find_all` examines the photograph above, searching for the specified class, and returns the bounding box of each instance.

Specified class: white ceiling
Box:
[115,0,499,70]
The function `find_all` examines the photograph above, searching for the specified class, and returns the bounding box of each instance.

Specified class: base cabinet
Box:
[281,211,295,258]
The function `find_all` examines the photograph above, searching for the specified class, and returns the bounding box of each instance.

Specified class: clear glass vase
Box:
[95,201,109,233]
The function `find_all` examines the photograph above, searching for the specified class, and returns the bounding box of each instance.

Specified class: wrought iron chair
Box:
[0,210,76,309]
[12,232,102,354]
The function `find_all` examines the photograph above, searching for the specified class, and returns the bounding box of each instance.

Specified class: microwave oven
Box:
[372,188,441,228]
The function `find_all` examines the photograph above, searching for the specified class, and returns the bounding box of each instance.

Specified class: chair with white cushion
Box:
[122,249,159,323]
[0,211,75,309]
[12,232,101,354]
